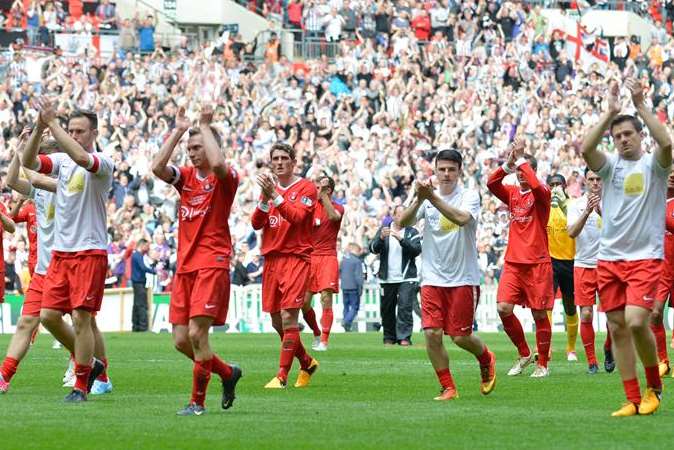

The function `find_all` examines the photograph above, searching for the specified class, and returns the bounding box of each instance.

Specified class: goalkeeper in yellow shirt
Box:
[547,174,580,361]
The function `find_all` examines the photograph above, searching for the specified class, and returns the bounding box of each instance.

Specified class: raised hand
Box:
[256,173,276,201]
[318,178,331,197]
[199,104,214,125]
[607,81,621,115]
[625,77,645,108]
[586,193,600,212]
[415,179,434,200]
[18,126,31,142]
[37,96,57,126]
[175,106,191,131]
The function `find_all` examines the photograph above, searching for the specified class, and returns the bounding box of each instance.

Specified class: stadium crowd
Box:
[1,0,674,294]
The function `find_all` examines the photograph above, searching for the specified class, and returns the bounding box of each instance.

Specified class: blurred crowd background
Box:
[0,0,673,295]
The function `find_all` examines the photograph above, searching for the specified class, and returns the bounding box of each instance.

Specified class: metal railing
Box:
[524,0,649,14]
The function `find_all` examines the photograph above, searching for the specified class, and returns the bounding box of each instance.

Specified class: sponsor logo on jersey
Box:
[179,206,209,221]
[269,215,280,228]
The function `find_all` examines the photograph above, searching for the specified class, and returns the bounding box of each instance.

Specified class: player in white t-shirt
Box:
[0,130,64,394]
[581,78,672,417]
[23,101,115,403]
[567,168,615,375]
[398,150,495,401]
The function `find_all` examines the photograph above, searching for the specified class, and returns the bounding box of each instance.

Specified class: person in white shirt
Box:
[398,150,495,401]
[581,78,672,417]
[23,102,115,403]
[567,167,615,375]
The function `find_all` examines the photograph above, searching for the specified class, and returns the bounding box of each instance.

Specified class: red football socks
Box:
[97,357,109,382]
[644,365,662,391]
[580,321,597,365]
[294,336,313,370]
[534,316,552,368]
[210,355,233,380]
[303,308,321,337]
[650,323,669,364]
[277,327,300,382]
[320,308,333,344]
[435,368,455,390]
[0,357,19,383]
[501,313,530,357]
[74,362,92,393]
[191,359,212,407]
[623,378,642,404]
[476,346,492,366]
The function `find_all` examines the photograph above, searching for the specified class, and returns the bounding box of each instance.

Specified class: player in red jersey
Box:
[582,79,670,416]
[10,197,36,277]
[152,106,241,416]
[301,175,343,351]
[252,142,319,389]
[651,171,674,377]
[0,130,64,394]
[487,137,553,378]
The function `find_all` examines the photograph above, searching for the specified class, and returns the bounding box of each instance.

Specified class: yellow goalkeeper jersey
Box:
[547,201,575,261]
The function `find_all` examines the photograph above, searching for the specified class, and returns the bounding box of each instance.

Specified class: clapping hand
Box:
[415,179,434,200]
[607,81,621,115]
[256,172,276,201]
[625,77,645,108]
[175,106,191,131]
[199,104,214,126]
[37,96,57,127]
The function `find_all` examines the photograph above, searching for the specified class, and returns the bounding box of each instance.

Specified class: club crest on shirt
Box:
[202,181,214,192]
[290,192,298,201]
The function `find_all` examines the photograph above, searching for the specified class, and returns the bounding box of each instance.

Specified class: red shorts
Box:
[421,285,480,336]
[574,267,599,308]
[262,254,310,313]
[170,268,231,326]
[497,261,554,310]
[22,273,46,317]
[309,254,339,293]
[656,258,674,306]
[597,259,660,313]
[42,252,107,313]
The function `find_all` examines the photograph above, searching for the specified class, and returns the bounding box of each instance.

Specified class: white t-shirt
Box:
[38,152,115,252]
[597,151,669,261]
[567,196,602,268]
[416,186,481,287]
[30,187,56,275]
[385,234,404,283]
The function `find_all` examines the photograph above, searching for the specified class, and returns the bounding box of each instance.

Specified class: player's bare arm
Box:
[567,194,600,238]
[0,211,16,233]
[7,149,32,197]
[319,180,341,221]
[627,77,673,169]
[152,107,190,183]
[198,104,231,181]
[398,188,422,227]
[20,120,45,171]
[420,180,473,226]
[581,83,619,172]
[37,97,92,169]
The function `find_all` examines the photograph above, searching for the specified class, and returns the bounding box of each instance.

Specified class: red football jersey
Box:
[251,177,317,261]
[0,202,6,274]
[311,200,344,257]
[487,162,551,264]
[663,198,674,263]
[173,166,238,274]
[13,202,37,273]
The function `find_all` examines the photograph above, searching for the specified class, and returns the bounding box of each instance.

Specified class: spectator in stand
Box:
[118,18,138,55]
[136,14,157,54]
[96,0,118,30]
[246,253,263,284]
[340,242,364,332]
[131,238,155,332]
[231,252,250,287]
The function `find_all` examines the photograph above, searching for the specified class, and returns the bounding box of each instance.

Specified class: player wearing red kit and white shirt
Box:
[399,150,496,401]
[152,106,241,416]
[566,168,615,375]
[650,172,674,378]
[581,78,671,416]
[0,129,64,394]
[487,137,554,378]
[301,175,343,352]
[252,142,319,389]
[22,103,113,403]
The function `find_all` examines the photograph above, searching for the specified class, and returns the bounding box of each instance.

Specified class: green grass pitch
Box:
[0,332,672,449]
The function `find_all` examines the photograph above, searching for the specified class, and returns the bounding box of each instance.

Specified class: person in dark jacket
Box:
[369,205,422,345]
[131,239,155,331]
[340,243,364,331]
